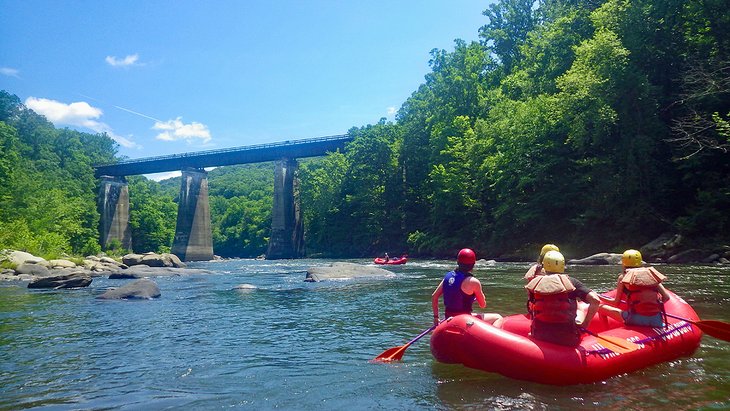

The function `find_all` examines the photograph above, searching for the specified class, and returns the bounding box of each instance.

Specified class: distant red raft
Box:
[374,256,407,265]
[430,289,702,385]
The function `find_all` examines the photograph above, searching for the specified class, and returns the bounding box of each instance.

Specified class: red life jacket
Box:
[526,274,577,324]
[621,267,667,316]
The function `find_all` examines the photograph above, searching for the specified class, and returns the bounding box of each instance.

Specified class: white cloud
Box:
[153,117,212,143]
[0,67,20,78]
[24,97,139,148]
[105,54,140,67]
[387,106,397,116]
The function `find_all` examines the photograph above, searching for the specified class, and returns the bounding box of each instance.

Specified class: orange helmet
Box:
[457,248,477,265]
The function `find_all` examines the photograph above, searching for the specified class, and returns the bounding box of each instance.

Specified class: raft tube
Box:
[374,256,407,265]
[430,289,702,385]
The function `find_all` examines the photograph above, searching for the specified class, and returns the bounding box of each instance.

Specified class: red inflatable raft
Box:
[430,289,702,385]
[374,256,407,265]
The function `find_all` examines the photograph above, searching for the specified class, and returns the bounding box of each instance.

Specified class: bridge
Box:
[94,135,352,261]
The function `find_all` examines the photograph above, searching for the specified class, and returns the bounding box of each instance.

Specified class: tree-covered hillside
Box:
[300,0,729,258]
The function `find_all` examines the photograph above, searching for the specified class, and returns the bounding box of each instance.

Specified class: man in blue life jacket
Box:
[431,248,503,327]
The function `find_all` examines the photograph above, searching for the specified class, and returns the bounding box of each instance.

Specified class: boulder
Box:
[122,252,186,268]
[109,265,211,279]
[305,262,394,282]
[99,256,119,265]
[47,259,77,269]
[96,279,161,300]
[3,250,46,266]
[642,233,683,261]
[667,249,706,264]
[27,272,92,289]
[568,253,623,265]
[122,253,145,266]
[15,263,51,277]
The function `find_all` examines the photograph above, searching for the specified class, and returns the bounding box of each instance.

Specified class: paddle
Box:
[664,313,730,342]
[599,293,730,343]
[373,322,439,362]
[581,328,640,354]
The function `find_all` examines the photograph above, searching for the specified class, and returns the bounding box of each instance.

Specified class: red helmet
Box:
[457,248,476,265]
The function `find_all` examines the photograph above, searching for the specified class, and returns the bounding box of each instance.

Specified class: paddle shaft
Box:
[405,322,439,347]
[373,322,440,362]
[664,312,730,342]
[600,294,730,343]
[665,312,697,324]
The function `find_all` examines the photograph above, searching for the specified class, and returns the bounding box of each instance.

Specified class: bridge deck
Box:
[94,135,352,177]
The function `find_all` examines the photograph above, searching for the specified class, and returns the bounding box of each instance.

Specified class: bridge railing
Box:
[94,134,350,167]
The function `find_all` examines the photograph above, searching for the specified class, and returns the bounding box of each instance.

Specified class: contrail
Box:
[113,105,162,123]
[77,93,161,123]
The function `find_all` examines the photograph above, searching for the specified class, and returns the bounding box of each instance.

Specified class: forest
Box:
[1,0,728,260]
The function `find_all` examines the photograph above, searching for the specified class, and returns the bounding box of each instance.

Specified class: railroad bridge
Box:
[93,135,352,261]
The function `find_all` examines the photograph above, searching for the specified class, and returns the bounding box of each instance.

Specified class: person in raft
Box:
[431,248,503,327]
[598,249,670,328]
[525,250,601,346]
[523,243,560,283]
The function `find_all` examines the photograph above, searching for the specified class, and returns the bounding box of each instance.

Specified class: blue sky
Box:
[1,1,492,175]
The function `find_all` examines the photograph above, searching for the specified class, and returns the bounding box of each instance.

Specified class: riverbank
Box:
[0,250,212,286]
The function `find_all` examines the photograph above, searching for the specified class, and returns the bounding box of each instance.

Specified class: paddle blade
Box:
[592,333,640,354]
[373,344,409,362]
[696,320,730,342]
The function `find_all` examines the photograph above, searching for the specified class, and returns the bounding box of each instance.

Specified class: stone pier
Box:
[98,176,132,250]
[171,168,214,261]
[266,158,305,259]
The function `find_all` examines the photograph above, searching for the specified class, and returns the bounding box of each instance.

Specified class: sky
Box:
[1,1,493,178]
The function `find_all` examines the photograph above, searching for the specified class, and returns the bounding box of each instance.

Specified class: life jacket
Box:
[526,274,577,324]
[523,264,546,282]
[443,270,475,317]
[622,267,666,316]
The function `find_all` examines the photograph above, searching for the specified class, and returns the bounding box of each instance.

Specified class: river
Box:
[1,259,728,410]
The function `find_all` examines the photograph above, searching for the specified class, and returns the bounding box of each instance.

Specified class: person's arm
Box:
[578,291,601,328]
[468,277,487,309]
[613,282,625,307]
[432,281,444,325]
[657,283,671,303]
[523,264,537,282]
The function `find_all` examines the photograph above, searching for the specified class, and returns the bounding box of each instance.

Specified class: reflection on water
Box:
[0,260,727,410]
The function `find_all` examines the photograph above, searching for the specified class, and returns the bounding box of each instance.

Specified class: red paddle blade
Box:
[373,344,408,362]
[696,320,730,342]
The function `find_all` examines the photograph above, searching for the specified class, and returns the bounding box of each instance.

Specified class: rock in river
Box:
[305,262,394,282]
[96,279,161,300]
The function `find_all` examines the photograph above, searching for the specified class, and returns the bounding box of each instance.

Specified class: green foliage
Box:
[128,176,177,254]
[0,92,116,257]
[0,260,17,270]
[208,164,274,257]
[2,0,729,260]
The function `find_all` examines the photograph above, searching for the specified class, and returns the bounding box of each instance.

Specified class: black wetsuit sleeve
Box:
[569,276,592,301]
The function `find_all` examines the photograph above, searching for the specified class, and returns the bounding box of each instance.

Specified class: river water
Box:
[1,259,728,410]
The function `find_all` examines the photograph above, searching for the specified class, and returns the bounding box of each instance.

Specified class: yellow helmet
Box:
[539,244,560,262]
[622,249,642,268]
[542,250,565,273]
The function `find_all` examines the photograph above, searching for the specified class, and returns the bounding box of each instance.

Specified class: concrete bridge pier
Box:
[267,158,305,259]
[171,168,214,261]
[98,175,132,250]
